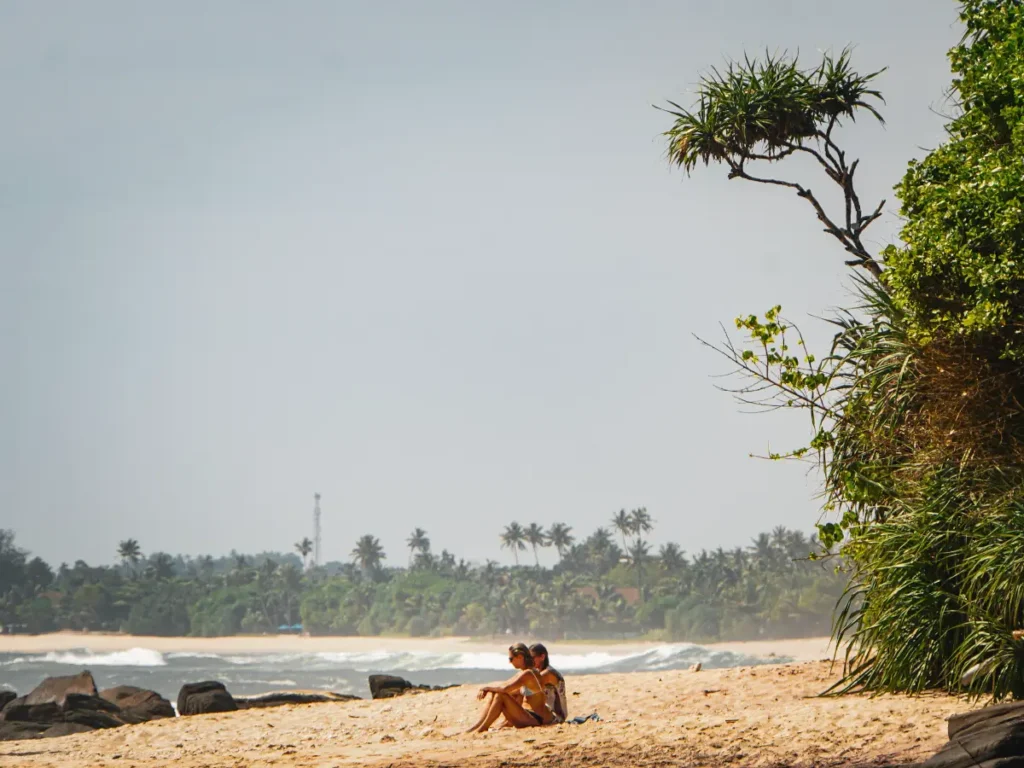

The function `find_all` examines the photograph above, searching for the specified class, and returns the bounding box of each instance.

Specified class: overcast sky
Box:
[1,1,962,568]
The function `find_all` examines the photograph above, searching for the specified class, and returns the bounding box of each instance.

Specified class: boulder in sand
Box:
[177,681,237,716]
[234,690,360,709]
[0,673,131,741]
[19,671,97,707]
[100,686,174,722]
[367,675,454,699]
[920,702,1024,767]
[0,721,48,741]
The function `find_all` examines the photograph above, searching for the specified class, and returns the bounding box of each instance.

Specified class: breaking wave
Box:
[0,643,788,701]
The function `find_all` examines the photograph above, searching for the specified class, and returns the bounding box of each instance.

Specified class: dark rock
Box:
[367,675,454,699]
[42,722,96,739]
[63,693,121,714]
[177,681,237,716]
[234,691,360,709]
[921,704,1024,768]
[369,674,412,699]
[0,676,137,741]
[100,686,174,722]
[61,707,125,730]
[21,671,97,707]
[1,700,60,723]
[0,691,15,711]
[0,721,47,741]
[948,701,1024,739]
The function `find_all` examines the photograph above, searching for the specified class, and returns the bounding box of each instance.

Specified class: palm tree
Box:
[524,523,547,566]
[659,542,685,573]
[500,523,527,566]
[116,539,142,576]
[547,523,575,561]
[406,528,430,565]
[612,510,632,550]
[351,535,385,573]
[294,537,313,569]
[588,527,613,552]
[197,555,215,580]
[147,552,175,581]
[628,540,651,602]
[630,507,653,545]
[749,532,774,570]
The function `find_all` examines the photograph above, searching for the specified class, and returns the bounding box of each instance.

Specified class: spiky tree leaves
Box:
[661,47,887,276]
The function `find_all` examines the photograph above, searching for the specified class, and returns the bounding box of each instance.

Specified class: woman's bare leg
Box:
[472,693,540,733]
[466,696,505,737]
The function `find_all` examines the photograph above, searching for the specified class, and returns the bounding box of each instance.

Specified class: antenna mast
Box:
[313,493,322,568]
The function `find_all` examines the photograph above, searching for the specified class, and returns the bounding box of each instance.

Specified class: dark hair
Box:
[528,643,549,669]
[509,643,533,666]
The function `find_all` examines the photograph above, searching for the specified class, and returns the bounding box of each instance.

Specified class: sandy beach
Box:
[0,657,975,767]
[0,631,837,663]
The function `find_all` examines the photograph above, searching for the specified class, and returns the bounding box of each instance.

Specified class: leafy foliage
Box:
[883,0,1024,358]
[664,1,1024,700]
[0,527,844,644]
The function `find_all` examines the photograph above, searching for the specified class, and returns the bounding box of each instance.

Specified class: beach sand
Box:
[0,651,977,767]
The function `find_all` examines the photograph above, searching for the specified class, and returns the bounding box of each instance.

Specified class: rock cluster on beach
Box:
[1,670,434,741]
[0,671,174,741]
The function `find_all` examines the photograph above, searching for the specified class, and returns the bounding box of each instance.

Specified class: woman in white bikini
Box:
[466,643,560,733]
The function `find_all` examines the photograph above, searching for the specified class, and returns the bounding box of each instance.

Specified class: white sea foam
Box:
[0,643,781,679]
[39,648,167,667]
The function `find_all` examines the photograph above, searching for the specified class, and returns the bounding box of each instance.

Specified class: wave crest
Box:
[39,648,167,667]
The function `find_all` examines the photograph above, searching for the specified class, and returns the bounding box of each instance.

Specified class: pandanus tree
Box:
[660,1,1024,699]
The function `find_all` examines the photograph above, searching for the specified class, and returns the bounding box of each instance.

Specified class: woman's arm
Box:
[478,670,530,696]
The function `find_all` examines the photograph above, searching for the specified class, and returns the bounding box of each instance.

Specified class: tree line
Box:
[0,514,846,643]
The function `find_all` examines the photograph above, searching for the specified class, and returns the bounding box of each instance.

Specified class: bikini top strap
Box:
[527,668,543,688]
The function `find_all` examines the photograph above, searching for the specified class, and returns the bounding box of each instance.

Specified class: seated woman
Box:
[466,643,560,733]
[529,643,568,724]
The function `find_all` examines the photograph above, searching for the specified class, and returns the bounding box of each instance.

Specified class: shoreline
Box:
[0,630,836,662]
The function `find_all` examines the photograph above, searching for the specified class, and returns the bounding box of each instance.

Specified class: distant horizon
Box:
[4,521,822,570]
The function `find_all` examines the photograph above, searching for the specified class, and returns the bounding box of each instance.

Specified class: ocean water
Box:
[0,644,788,703]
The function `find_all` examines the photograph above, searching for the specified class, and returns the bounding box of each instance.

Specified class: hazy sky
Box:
[1,2,963,568]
